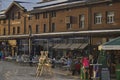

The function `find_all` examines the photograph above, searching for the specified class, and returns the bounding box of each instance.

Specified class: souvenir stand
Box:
[97,50,110,80]
[99,37,120,80]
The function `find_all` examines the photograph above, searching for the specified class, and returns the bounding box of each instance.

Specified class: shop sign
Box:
[12,21,21,24]
[8,40,16,46]
[102,45,120,50]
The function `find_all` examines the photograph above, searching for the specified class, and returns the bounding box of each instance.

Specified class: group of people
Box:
[58,53,99,80]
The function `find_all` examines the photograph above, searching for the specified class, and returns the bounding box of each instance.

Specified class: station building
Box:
[0,0,120,67]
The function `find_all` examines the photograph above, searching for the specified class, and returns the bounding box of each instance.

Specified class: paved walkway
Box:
[53,68,80,79]
[1,60,116,80]
[0,61,80,80]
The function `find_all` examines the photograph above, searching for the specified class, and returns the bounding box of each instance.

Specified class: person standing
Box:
[29,52,33,66]
[0,51,2,60]
[81,56,90,80]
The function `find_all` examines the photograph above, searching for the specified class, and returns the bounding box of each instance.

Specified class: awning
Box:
[57,44,67,49]
[69,43,82,50]
[60,43,71,49]
[101,37,120,50]
[52,44,60,49]
[79,43,88,49]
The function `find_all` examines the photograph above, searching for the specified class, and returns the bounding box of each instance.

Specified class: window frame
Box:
[43,24,47,32]
[43,12,48,18]
[79,14,85,28]
[35,13,40,20]
[18,12,21,19]
[3,28,6,35]
[94,13,102,24]
[36,24,40,33]
[51,11,56,17]
[17,26,20,34]
[106,11,114,23]
[66,23,72,30]
[51,23,55,32]
[13,27,15,35]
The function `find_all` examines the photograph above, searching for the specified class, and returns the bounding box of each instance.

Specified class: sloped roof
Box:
[0,0,40,11]
[34,0,86,8]
[34,0,69,8]
[5,1,25,14]
[16,1,37,11]
[31,0,113,13]
[101,37,120,50]
[103,37,120,45]
[31,0,85,13]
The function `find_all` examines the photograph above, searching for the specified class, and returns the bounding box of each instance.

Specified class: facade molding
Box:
[0,29,120,39]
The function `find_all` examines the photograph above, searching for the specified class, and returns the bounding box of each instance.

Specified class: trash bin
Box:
[116,64,120,80]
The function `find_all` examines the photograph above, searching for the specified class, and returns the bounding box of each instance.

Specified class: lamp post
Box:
[28,26,32,57]
[47,39,49,52]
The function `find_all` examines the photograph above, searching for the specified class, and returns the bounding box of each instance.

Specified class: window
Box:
[79,14,85,28]
[66,23,72,30]
[28,25,32,34]
[3,20,6,24]
[13,27,15,34]
[107,11,114,23]
[43,24,47,32]
[28,15,32,20]
[35,14,40,19]
[51,11,56,17]
[12,13,14,20]
[94,13,102,24]
[17,26,20,34]
[36,25,40,33]
[43,12,47,18]
[18,12,21,19]
[65,16,72,23]
[65,16,72,30]
[51,23,55,32]
[3,28,6,35]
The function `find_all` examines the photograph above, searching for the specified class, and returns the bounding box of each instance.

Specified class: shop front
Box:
[50,37,89,59]
[100,36,120,80]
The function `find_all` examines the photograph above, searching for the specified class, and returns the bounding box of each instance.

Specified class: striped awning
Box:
[59,43,71,49]
[101,37,120,50]
[69,43,82,50]
[79,43,88,49]
[52,44,60,49]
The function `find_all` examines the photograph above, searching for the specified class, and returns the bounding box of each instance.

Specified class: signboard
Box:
[102,45,120,50]
[101,68,110,80]
[12,21,21,24]
[8,40,16,46]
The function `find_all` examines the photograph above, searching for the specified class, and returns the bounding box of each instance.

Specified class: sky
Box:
[0,0,69,11]
[0,0,42,10]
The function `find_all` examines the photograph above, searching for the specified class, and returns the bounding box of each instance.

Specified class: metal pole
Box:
[29,37,31,56]
[28,26,32,57]
[47,39,49,52]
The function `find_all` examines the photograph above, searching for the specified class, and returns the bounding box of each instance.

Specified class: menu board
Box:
[101,68,110,80]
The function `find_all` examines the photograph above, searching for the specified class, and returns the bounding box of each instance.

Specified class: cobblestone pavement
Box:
[0,61,80,80]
